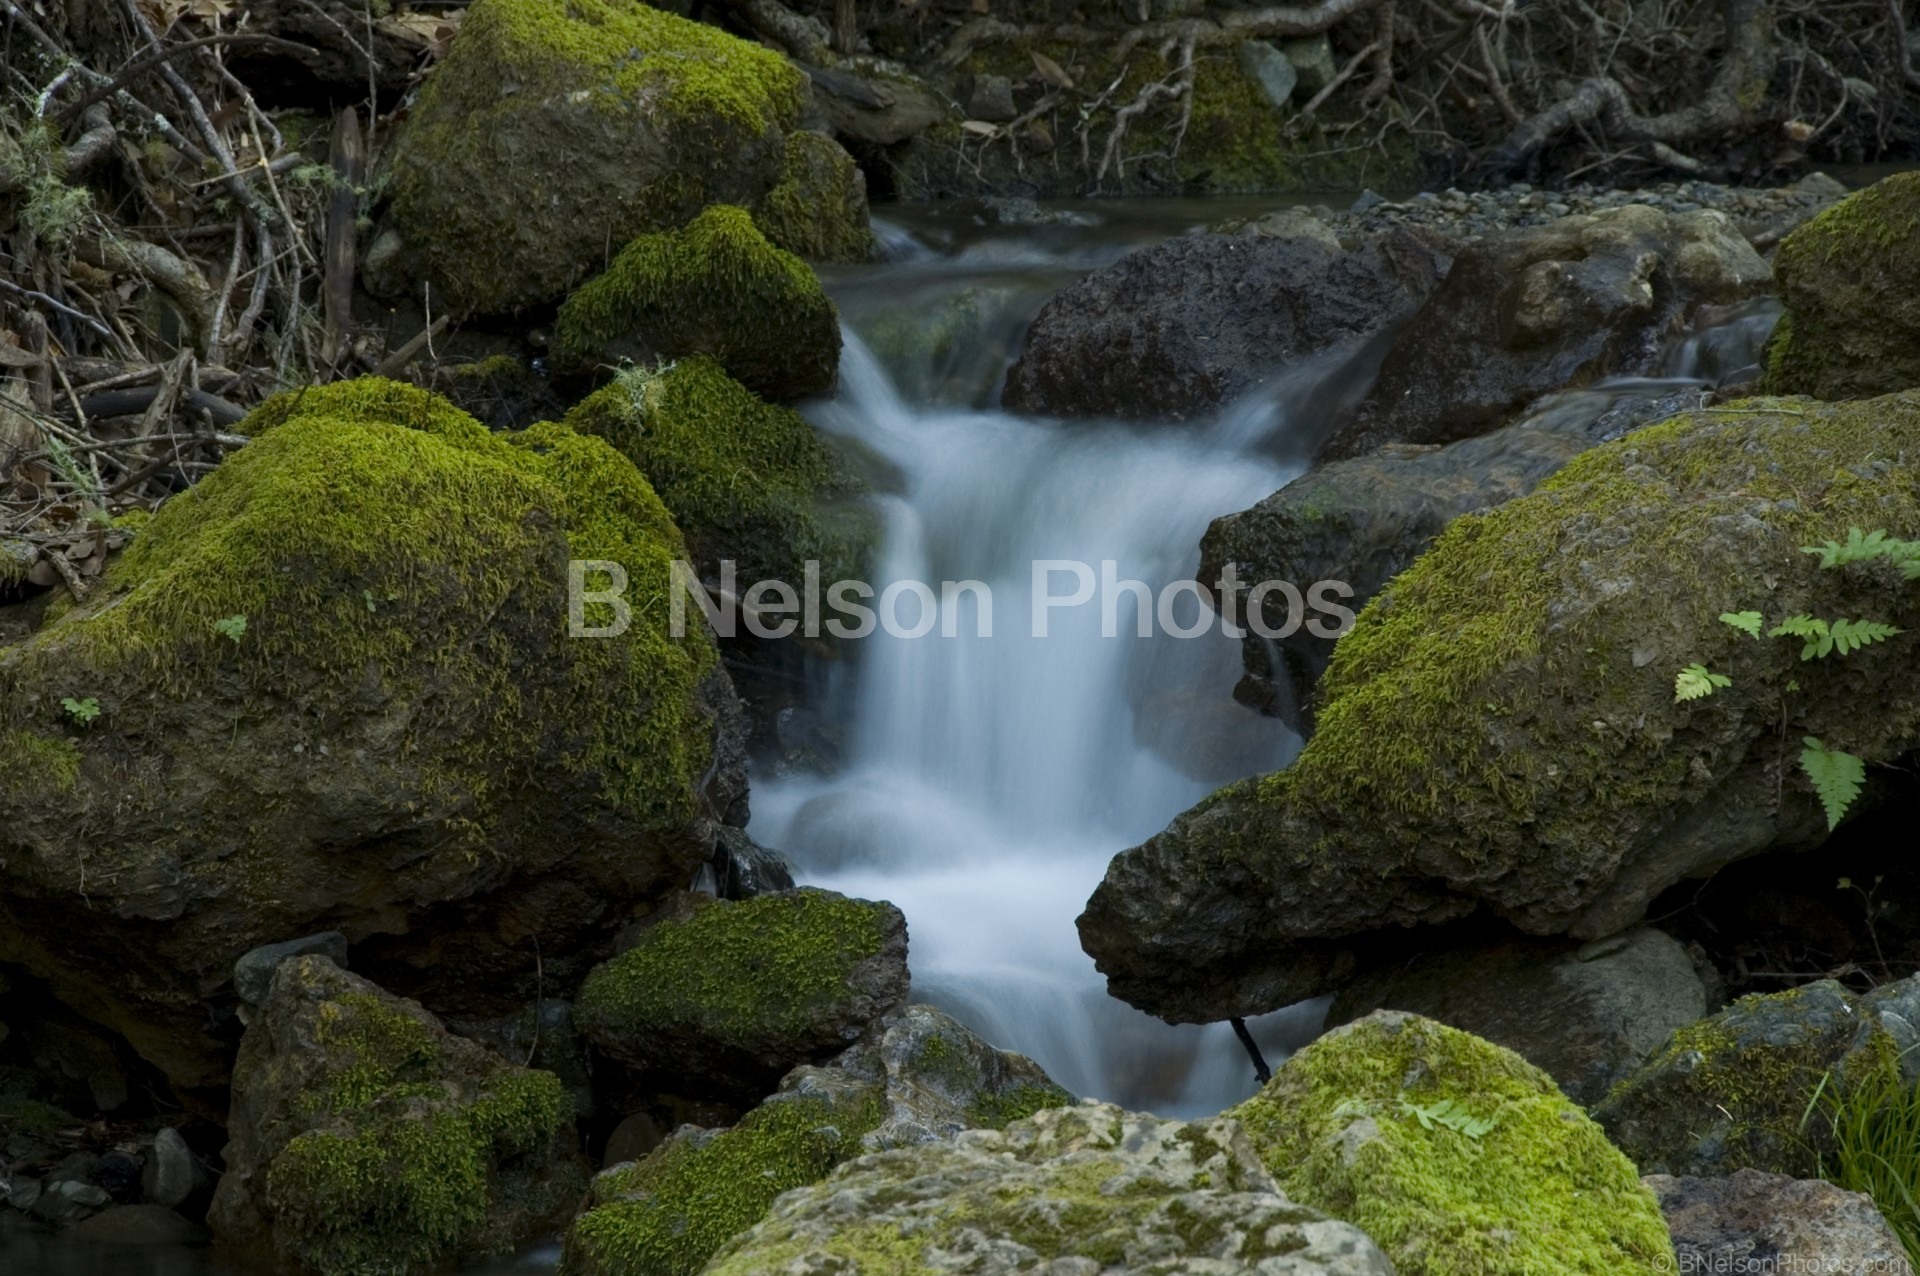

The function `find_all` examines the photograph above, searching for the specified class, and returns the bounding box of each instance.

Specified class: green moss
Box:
[576,889,891,1050]
[1759,171,1920,400]
[1231,1015,1672,1275]
[0,727,80,796]
[564,356,870,587]
[755,130,875,264]
[966,1081,1074,1130]
[1,377,716,851]
[0,1096,78,1138]
[386,0,805,313]
[554,205,840,403]
[561,1090,885,1276]
[1254,392,1920,842]
[263,988,574,1276]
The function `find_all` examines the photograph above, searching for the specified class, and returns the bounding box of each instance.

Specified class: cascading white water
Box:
[751,323,1336,1117]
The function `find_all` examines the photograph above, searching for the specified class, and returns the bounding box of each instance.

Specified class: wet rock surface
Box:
[1650,1169,1914,1276]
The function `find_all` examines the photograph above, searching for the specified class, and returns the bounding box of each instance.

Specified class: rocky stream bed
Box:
[5,2,1920,1274]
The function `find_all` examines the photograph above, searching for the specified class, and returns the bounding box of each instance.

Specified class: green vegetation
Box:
[1675,526,1918,827]
[1232,1014,1672,1275]
[755,130,875,263]
[575,890,892,1055]
[564,356,871,587]
[1814,1049,1920,1266]
[562,1090,885,1276]
[0,727,79,795]
[554,205,839,403]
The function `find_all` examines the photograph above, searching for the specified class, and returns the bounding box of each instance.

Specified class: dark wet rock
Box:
[708,827,797,901]
[804,61,950,147]
[449,999,594,1123]
[1002,227,1451,424]
[575,889,909,1102]
[139,1127,197,1210]
[29,1178,109,1226]
[703,1101,1391,1276]
[1321,206,1770,461]
[70,1203,207,1245]
[1081,393,1920,1024]
[0,379,743,1094]
[1596,976,1920,1179]
[233,932,349,1009]
[209,955,585,1275]
[1761,171,1920,401]
[1327,927,1707,1107]
[1649,1169,1914,1276]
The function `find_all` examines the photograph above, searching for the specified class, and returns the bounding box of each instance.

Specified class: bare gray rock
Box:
[1650,1169,1914,1276]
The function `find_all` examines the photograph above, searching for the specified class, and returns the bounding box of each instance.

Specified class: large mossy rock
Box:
[575,888,909,1100]
[1761,172,1920,401]
[0,379,742,1090]
[1002,227,1449,424]
[563,1003,1072,1276]
[376,0,865,315]
[756,130,877,265]
[1595,976,1920,1179]
[1080,392,1920,1023]
[564,355,871,588]
[554,205,842,404]
[1321,206,1771,461]
[1231,1011,1673,1276]
[208,956,585,1276]
[702,1100,1395,1276]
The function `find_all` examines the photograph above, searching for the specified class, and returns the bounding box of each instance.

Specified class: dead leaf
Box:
[1031,51,1073,89]
[377,9,462,58]
[970,0,990,11]
[0,345,44,370]
[959,120,1001,137]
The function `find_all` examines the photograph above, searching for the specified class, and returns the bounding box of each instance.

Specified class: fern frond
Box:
[1801,738,1866,831]
[1771,615,1832,660]
[1828,619,1903,656]
[1400,1099,1498,1139]
[1675,664,1731,702]
[1803,527,1920,576]
[1719,611,1764,639]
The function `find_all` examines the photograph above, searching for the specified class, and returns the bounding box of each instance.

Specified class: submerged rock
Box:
[1322,206,1769,460]
[1649,1168,1914,1276]
[575,888,909,1100]
[1002,227,1450,425]
[1595,976,1920,1179]
[704,1100,1393,1276]
[564,1004,1072,1276]
[553,205,842,404]
[209,956,584,1276]
[1327,926,1708,1107]
[0,379,742,1090]
[562,355,871,588]
[1231,1011,1673,1275]
[1761,171,1920,400]
[1081,392,1920,1023]
[374,0,865,314]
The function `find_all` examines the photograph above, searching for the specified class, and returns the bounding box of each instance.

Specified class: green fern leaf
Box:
[1675,664,1732,703]
[1771,615,1832,660]
[1827,619,1902,656]
[1801,738,1866,831]
[1719,611,1764,639]
[1399,1099,1498,1138]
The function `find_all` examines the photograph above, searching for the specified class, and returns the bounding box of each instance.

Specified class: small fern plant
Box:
[1675,528,1918,830]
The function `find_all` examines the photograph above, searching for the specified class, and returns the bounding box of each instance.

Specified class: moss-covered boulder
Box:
[1081,392,1920,1024]
[1761,172,1920,401]
[701,1100,1394,1275]
[563,356,871,588]
[208,956,585,1276]
[1595,976,1920,1179]
[375,0,868,314]
[563,1003,1071,1276]
[756,130,876,265]
[576,888,908,1100]
[554,205,840,404]
[1231,1011,1673,1275]
[0,379,744,1091]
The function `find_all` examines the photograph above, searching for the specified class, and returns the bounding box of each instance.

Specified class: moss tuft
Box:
[576,889,892,1054]
[0,727,80,797]
[754,130,875,264]
[554,205,840,403]
[562,1089,884,1276]
[563,356,871,588]
[1232,1013,1673,1275]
